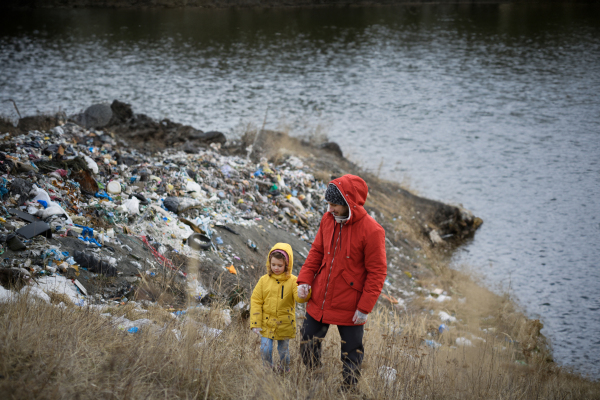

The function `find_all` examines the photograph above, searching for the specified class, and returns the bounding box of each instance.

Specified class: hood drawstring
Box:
[346,224,352,259]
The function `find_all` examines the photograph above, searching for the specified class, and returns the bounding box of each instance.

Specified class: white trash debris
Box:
[20,286,51,303]
[456,337,473,347]
[120,196,140,215]
[0,286,16,302]
[107,181,122,194]
[378,366,397,384]
[84,155,99,174]
[439,311,457,323]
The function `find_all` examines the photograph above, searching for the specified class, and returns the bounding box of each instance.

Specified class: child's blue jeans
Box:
[260,337,290,367]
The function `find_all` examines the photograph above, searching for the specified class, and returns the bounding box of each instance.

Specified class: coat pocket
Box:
[314,259,327,279]
[312,260,328,300]
[330,270,363,311]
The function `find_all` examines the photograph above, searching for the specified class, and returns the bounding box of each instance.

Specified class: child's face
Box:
[270,257,286,275]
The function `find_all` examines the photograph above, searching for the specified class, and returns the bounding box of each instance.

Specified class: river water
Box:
[1,4,599,378]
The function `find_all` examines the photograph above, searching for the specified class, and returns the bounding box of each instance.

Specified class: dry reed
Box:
[1,286,598,400]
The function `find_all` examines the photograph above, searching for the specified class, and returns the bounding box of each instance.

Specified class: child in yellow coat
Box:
[250,243,310,370]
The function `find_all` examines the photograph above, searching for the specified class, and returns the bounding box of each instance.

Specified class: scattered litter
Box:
[439,311,457,323]
[425,339,442,349]
[16,221,52,239]
[0,101,370,351]
[226,265,237,275]
[246,239,257,251]
[378,366,397,384]
[456,337,473,347]
[187,233,212,251]
[20,286,51,303]
[107,181,122,194]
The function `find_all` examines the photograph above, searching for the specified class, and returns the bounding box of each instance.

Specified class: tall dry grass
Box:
[1,290,598,400]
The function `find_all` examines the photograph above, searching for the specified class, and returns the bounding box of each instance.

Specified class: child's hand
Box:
[252,328,262,336]
[352,310,368,325]
[298,284,311,299]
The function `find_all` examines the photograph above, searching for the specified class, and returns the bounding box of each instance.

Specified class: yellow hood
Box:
[266,243,294,278]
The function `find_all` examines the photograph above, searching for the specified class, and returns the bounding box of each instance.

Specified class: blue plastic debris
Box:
[215,237,224,245]
[37,200,49,208]
[253,168,264,177]
[95,191,113,201]
[127,327,139,334]
[246,239,257,251]
[425,340,442,349]
[0,178,8,199]
[439,324,448,334]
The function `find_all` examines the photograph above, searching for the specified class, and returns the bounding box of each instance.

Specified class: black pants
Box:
[300,313,364,386]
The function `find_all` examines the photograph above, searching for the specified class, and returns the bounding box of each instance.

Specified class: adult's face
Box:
[327,202,349,217]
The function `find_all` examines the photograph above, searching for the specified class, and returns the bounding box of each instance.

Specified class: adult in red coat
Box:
[297,174,387,390]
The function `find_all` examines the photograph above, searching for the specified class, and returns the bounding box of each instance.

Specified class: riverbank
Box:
[1,102,599,397]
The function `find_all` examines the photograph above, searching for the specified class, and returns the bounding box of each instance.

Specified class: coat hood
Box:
[328,174,369,225]
[266,242,294,278]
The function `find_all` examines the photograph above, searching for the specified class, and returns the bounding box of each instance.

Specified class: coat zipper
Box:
[322,224,342,310]
[281,285,284,299]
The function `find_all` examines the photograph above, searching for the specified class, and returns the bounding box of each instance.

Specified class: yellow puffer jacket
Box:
[250,243,310,340]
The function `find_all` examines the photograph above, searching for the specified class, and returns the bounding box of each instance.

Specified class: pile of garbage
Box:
[0,103,328,314]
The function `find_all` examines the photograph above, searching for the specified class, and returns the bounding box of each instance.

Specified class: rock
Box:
[320,142,343,158]
[198,131,227,145]
[76,103,113,129]
[17,115,60,133]
[183,141,199,154]
[109,100,133,125]
[429,229,444,245]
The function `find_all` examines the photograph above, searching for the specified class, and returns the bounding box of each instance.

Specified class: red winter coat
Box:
[297,174,387,325]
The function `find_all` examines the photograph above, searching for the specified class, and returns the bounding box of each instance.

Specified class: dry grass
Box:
[1,282,598,400]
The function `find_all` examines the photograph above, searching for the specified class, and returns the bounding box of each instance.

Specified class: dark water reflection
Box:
[1,4,599,378]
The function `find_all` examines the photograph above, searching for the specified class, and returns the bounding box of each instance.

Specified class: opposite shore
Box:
[1,0,596,10]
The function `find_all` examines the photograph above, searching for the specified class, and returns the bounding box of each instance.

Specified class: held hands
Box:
[251,328,262,336]
[298,284,311,299]
[352,309,368,325]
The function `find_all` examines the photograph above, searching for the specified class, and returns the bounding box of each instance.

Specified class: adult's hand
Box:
[352,310,368,325]
[251,328,262,336]
[298,284,311,299]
